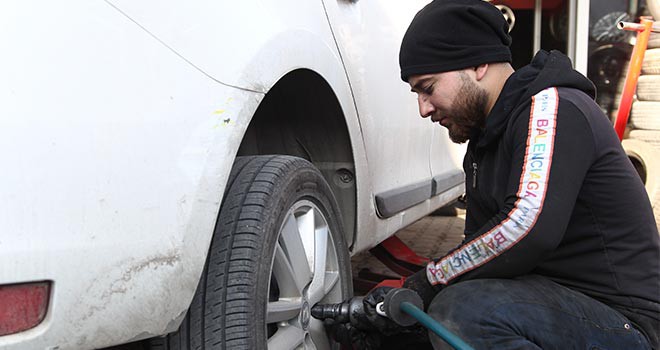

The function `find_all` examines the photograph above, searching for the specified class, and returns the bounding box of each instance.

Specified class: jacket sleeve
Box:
[425,87,597,286]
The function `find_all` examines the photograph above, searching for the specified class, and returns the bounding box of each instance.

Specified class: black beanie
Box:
[399,0,512,82]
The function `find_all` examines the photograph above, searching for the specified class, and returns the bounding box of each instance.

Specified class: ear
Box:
[474,64,489,81]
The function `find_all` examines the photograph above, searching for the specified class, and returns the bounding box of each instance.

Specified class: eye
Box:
[422,84,434,95]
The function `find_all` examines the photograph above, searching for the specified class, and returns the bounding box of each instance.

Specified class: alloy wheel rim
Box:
[266,200,343,350]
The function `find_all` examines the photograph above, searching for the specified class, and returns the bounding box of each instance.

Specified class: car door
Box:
[322,0,442,218]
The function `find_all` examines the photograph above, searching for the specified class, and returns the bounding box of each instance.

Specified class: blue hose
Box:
[399,301,475,350]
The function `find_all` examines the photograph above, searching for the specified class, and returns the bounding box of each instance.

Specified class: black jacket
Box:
[425,50,660,347]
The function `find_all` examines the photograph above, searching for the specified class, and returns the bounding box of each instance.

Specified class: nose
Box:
[417,95,435,118]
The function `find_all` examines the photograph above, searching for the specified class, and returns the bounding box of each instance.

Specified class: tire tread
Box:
[145,155,350,350]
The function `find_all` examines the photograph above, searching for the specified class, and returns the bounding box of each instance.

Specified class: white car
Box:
[0,1,465,349]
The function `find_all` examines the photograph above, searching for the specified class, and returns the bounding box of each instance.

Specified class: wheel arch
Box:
[237,69,358,247]
[97,0,369,248]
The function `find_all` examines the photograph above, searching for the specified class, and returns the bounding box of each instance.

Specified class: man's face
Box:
[409,70,489,144]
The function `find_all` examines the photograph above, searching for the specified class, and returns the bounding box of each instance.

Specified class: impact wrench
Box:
[311,288,474,350]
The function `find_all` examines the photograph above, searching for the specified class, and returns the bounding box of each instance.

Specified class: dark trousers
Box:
[426,275,651,349]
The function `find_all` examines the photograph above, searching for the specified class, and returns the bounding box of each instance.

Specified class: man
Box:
[363,0,660,348]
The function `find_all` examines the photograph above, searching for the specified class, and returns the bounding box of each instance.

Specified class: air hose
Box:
[399,301,474,350]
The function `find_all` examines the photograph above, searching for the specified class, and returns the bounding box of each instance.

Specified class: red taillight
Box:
[0,281,50,336]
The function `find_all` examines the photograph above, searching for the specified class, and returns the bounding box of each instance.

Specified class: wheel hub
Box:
[300,300,311,329]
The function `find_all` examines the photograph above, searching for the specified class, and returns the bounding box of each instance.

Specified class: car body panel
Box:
[321,0,435,196]
[321,0,465,250]
[0,1,262,348]
[430,126,467,182]
[105,0,338,93]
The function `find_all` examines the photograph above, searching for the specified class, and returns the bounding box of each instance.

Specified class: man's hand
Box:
[402,267,442,310]
[354,285,433,347]
[371,266,442,312]
[323,318,382,349]
[352,287,405,335]
[322,281,438,348]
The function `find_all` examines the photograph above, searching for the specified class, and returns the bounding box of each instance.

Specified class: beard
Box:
[444,72,489,144]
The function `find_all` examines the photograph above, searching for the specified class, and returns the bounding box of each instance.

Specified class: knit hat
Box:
[399,0,512,82]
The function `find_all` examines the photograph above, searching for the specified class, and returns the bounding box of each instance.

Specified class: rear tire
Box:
[648,30,660,49]
[635,75,660,101]
[622,139,660,209]
[630,101,660,130]
[629,129,660,149]
[641,48,660,74]
[147,155,352,349]
[647,6,660,25]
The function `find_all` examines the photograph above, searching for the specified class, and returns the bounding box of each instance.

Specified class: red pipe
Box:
[613,17,655,141]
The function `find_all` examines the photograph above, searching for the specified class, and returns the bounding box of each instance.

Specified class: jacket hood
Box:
[476,50,596,148]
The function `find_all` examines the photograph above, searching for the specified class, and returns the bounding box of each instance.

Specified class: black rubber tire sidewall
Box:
[245,156,352,349]
[147,155,353,350]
